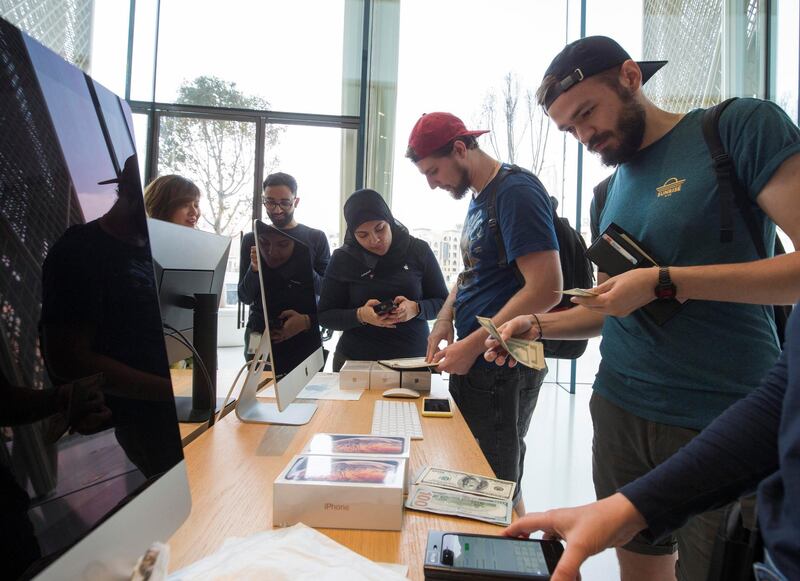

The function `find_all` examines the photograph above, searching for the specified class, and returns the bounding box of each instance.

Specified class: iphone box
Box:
[302,433,410,459]
[273,454,406,530]
[339,360,371,390]
[400,370,431,392]
[368,362,401,390]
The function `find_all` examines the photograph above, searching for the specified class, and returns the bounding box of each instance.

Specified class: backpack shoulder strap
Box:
[590,173,614,242]
[702,97,768,257]
[486,164,524,285]
[702,97,738,244]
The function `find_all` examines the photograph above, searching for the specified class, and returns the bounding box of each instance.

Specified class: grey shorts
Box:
[590,392,754,581]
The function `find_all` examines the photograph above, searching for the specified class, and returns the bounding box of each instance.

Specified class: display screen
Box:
[255,221,322,377]
[442,534,549,575]
[424,398,451,413]
[0,17,182,579]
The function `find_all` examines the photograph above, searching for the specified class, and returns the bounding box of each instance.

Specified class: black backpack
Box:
[486,164,594,360]
[591,98,791,344]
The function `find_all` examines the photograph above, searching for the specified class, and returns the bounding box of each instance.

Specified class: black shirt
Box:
[318,237,448,361]
[238,223,330,332]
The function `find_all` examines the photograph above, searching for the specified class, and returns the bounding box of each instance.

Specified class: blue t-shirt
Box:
[453,165,559,368]
[594,98,800,430]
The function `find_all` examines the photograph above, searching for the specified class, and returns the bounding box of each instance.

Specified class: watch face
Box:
[656,284,677,300]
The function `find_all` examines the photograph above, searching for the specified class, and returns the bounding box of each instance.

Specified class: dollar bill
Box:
[506,337,545,370]
[416,466,516,501]
[476,315,545,370]
[558,288,598,297]
[405,484,512,526]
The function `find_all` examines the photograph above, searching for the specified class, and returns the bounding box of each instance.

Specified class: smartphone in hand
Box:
[372,300,396,315]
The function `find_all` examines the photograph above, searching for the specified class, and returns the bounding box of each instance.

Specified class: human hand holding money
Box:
[476,316,545,370]
[558,288,598,297]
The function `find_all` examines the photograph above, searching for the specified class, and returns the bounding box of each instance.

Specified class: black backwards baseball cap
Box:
[542,36,667,110]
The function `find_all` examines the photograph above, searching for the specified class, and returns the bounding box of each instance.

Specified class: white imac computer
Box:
[0,17,190,580]
[235,220,324,425]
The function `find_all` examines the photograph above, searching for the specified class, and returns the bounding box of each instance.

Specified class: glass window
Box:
[773,1,799,123]
[261,124,357,245]
[154,0,359,115]
[157,115,256,237]
[132,112,150,186]
[391,0,569,258]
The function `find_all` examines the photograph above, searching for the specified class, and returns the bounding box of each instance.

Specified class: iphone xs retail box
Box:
[339,360,371,390]
[273,454,406,530]
[303,433,411,459]
[401,369,431,392]
[368,362,401,390]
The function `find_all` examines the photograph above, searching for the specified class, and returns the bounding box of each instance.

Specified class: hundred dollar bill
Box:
[405,484,512,526]
[416,466,516,501]
[477,315,545,370]
[558,288,598,297]
[506,337,545,370]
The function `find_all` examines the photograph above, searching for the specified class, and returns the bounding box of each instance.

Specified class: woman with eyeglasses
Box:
[318,189,449,371]
[143,174,201,228]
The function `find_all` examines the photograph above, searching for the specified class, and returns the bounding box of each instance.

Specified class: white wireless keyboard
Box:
[371,400,424,440]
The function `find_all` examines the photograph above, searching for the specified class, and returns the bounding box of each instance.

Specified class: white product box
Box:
[273,454,406,531]
[369,362,401,391]
[302,433,410,459]
[339,360,371,390]
[401,370,431,392]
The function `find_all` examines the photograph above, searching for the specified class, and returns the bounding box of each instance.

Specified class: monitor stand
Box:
[174,293,221,423]
[174,396,228,423]
[235,400,317,425]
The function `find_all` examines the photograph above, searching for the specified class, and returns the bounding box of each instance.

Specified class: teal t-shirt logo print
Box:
[656,177,686,198]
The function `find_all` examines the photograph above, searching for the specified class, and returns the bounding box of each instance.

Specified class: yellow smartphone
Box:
[421,397,453,418]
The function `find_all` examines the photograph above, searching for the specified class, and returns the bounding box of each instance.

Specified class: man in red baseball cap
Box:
[406,111,563,513]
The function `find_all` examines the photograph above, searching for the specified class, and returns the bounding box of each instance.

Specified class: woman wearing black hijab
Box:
[318,189,449,371]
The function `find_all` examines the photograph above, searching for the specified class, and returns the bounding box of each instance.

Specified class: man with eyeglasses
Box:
[238,172,331,360]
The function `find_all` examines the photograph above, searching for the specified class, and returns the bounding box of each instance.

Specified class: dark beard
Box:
[269,210,294,228]
[448,168,471,200]
[590,91,646,167]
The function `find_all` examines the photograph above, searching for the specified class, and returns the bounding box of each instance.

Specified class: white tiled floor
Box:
[521,382,620,580]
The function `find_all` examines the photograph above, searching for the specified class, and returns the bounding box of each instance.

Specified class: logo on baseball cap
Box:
[542,36,667,110]
[406,112,488,162]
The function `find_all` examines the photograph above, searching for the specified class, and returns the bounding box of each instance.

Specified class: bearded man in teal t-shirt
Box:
[488,36,800,581]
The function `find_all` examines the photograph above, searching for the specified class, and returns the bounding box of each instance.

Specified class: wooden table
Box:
[167,374,507,579]
[171,367,261,445]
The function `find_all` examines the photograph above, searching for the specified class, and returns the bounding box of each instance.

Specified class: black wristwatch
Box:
[654,266,677,300]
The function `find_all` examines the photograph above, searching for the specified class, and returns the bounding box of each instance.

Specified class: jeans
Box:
[448,364,545,505]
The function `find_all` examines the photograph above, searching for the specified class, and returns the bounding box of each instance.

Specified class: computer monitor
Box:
[148,218,231,422]
[235,220,324,425]
[0,16,189,580]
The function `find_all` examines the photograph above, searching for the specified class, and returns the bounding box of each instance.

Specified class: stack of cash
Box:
[476,316,545,370]
[405,466,515,526]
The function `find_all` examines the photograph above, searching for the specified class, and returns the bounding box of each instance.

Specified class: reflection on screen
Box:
[443,534,548,575]
[255,222,322,377]
[0,17,182,578]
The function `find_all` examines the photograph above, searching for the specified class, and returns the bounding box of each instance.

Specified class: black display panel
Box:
[0,17,183,579]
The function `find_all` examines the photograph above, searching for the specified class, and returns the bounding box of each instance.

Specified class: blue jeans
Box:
[448,364,545,505]
[754,552,788,581]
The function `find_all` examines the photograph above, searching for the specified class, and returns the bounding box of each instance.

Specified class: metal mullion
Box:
[128,100,360,130]
[254,118,266,222]
[145,109,160,184]
[124,0,135,101]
